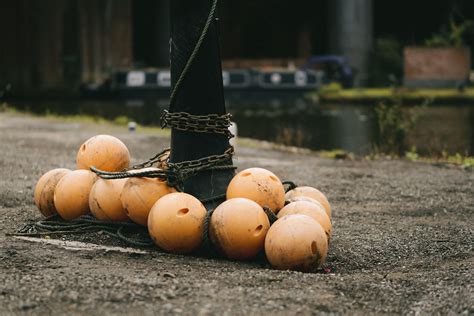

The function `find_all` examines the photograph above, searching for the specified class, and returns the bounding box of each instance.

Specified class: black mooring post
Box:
[169,0,234,204]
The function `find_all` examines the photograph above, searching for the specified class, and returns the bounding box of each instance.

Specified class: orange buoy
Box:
[89,178,128,221]
[76,135,130,172]
[210,198,270,260]
[120,169,176,226]
[265,214,328,272]
[226,168,285,212]
[148,192,207,254]
[278,201,332,241]
[54,170,98,221]
[34,168,71,217]
[285,186,331,217]
[286,195,324,208]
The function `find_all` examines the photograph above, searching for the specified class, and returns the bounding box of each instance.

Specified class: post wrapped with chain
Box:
[91,0,235,203]
[91,147,235,192]
[168,0,234,205]
[10,0,300,253]
[161,110,234,139]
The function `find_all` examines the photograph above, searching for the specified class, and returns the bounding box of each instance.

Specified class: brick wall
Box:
[404,47,471,88]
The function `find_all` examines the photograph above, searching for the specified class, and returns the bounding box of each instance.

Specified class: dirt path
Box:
[0,112,472,315]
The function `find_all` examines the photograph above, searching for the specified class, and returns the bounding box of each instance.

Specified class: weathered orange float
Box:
[34,168,71,217]
[285,186,331,217]
[148,192,207,254]
[76,134,130,172]
[286,195,325,208]
[278,201,332,241]
[89,178,129,221]
[53,170,98,220]
[265,214,328,272]
[226,168,285,212]
[120,168,176,226]
[210,198,270,260]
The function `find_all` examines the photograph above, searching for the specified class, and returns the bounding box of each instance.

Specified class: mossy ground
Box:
[315,85,474,104]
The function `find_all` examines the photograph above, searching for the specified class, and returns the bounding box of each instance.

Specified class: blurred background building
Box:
[0,0,473,94]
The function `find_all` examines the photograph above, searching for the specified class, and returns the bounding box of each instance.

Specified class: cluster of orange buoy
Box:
[34,134,333,272]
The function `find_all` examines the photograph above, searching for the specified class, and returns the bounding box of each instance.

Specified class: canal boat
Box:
[81,55,353,98]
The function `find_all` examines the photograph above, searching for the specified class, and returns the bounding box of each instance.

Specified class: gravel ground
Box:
[0,112,473,315]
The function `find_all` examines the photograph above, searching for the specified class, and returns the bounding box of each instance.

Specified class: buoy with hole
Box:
[34,168,71,217]
[89,178,129,221]
[76,134,131,172]
[226,168,285,212]
[148,192,207,254]
[265,214,328,272]
[278,201,332,242]
[210,198,270,260]
[120,168,176,226]
[53,170,98,221]
[285,186,331,217]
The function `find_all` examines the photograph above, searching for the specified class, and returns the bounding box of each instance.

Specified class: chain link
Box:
[91,147,235,191]
[161,110,234,139]
[168,147,233,171]
[127,148,170,171]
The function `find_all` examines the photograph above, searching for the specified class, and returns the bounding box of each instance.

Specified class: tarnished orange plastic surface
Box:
[54,170,98,221]
[120,169,176,226]
[278,201,332,241]
[148,192,206,254]
[265,214,328,272]
[210,198,270,260]
[34,168,71,217]
[89,178,129,221]
[76,135,130,172]
[226,168,285,212]
[285,186,331,217]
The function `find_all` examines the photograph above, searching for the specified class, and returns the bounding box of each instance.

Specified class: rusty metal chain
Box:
[91,147,235,191]
[160,110,234,139]
[168,147,233,172]
[127,148,170,171]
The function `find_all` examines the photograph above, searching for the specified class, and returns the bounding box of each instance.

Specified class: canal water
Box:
[7,94,473,156]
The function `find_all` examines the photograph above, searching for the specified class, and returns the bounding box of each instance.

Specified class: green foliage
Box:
[405,146,419,161]
[113,116,130,126]
[0,103,22,114]
[374,96,427,156]
[425,19,474,47]
[318,82,342,95]
[442,152,474,169]
[369,37,403,87]
[405,148,474,169]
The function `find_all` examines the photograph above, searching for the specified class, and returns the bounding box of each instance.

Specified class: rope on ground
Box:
[8,215,154,247]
